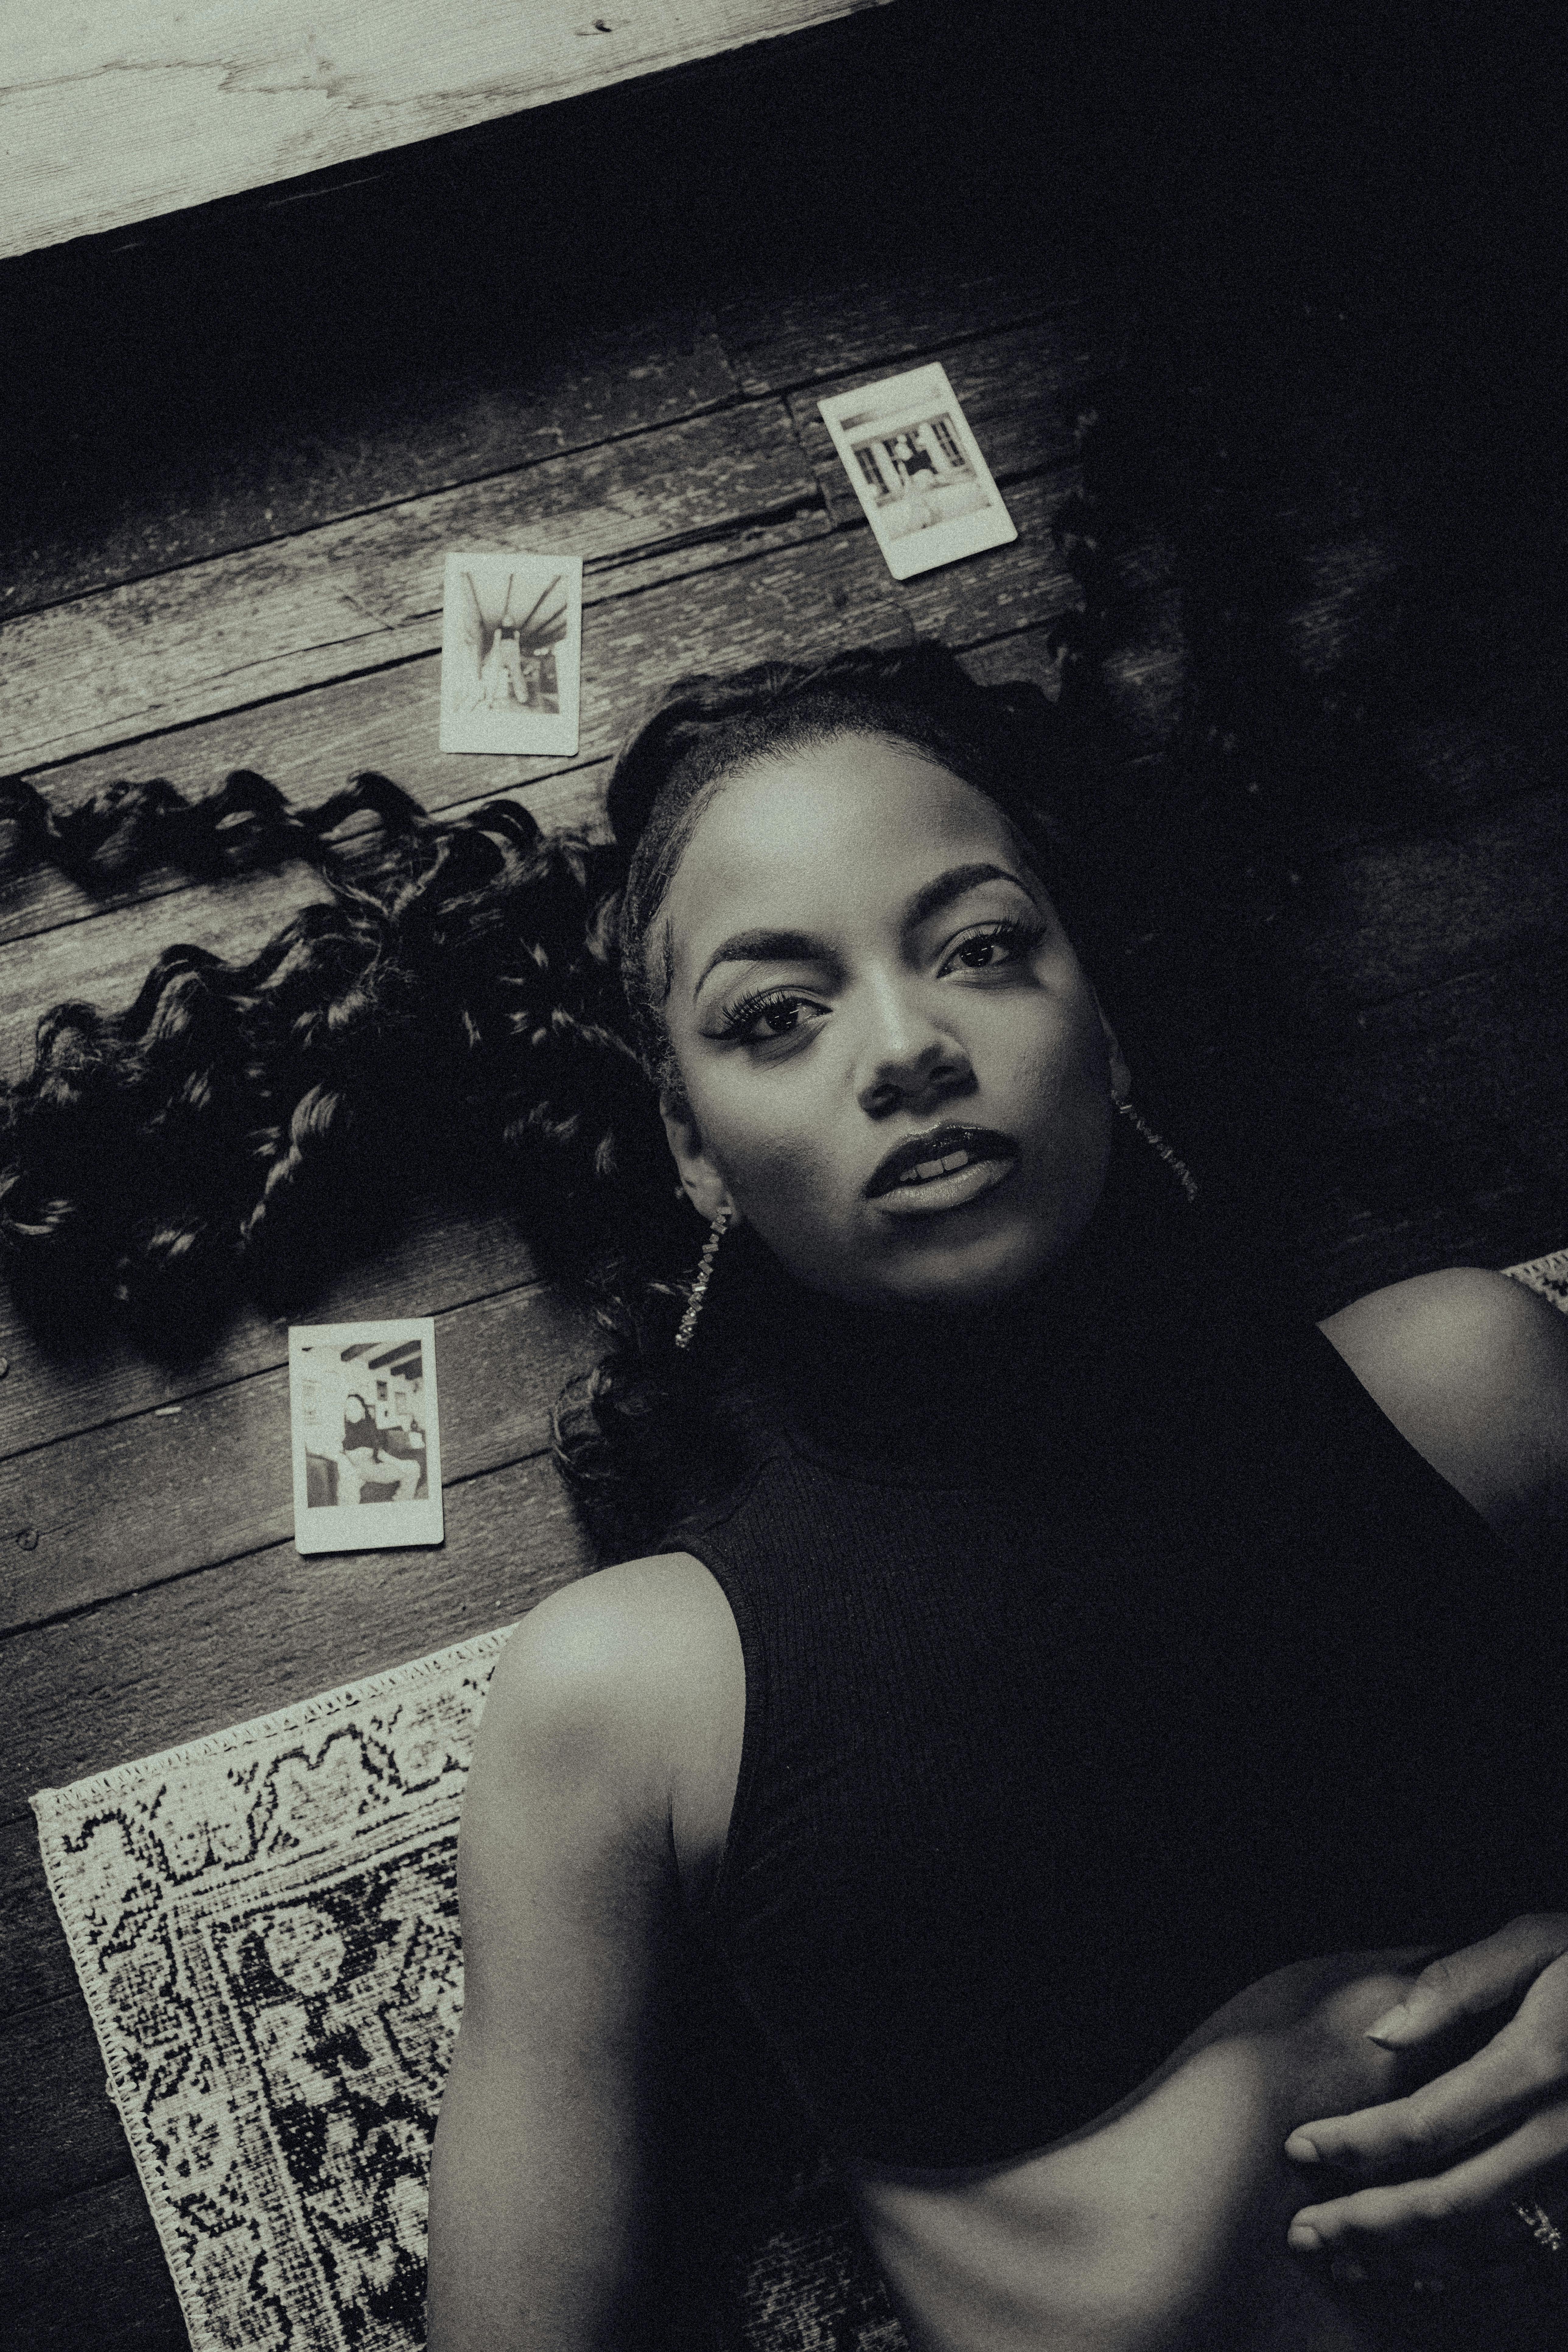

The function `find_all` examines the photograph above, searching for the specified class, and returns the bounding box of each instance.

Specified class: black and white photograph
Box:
[438,551,582,756]
[818,361,1017,577]
[7,8,1568,2352]
[289,1319,443,1554]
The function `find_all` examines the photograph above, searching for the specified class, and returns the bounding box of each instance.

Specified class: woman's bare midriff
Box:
[845,1951,1498,2352]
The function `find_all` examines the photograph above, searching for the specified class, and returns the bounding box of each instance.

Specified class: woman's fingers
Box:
[1360,1916,1568,2050]
[1285,2014,1563,2174]
[1286,1951,1568,2173]
[1287,2104,1568,2264]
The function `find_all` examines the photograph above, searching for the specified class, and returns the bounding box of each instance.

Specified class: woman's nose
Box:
[855,985,973,1115]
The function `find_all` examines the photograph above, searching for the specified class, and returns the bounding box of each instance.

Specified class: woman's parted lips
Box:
[863,1124,1020,1199]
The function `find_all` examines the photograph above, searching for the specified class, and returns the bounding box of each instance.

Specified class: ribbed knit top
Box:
[670,1141,1568,2169]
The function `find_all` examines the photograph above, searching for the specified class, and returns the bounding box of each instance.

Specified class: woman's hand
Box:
[1283,1915,1568,2281]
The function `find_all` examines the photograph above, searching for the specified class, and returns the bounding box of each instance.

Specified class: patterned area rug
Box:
[32,1628,897,2352]
[33,1251,1568,2352]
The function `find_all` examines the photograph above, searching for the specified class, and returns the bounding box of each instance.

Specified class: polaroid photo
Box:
[289,1318,444,1555]
[817,363,1017,580]
[439,551,583,756]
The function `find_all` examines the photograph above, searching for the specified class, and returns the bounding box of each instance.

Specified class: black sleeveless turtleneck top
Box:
[668,1135,1568,2170]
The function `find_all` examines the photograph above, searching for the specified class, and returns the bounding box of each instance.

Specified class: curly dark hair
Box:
[0,642,1110,1553]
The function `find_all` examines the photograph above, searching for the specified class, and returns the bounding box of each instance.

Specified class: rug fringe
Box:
[1504,1245,1568,1289]
[30,1621,516,1812]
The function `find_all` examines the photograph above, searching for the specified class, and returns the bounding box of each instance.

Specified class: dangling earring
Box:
[674,1205,732,1349]
[1114,1096,1198,1204]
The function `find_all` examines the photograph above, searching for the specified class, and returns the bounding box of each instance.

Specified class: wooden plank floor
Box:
[2,9,1565,2343]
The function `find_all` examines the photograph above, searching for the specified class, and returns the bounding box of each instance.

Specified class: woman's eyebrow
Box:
[691,866,1033,998]
[693,927,833,997]
[901,861,1033,932]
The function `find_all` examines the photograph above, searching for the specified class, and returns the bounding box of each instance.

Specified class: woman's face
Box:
[657,733,1128,1310]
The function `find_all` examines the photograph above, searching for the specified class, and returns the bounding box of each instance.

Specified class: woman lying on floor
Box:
[5,644,1568,2349]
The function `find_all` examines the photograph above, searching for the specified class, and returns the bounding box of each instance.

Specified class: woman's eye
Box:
[945,922,1038,974]
[717,991,825,1043]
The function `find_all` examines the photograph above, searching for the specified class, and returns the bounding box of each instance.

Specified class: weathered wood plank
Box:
[896,469,1080,644]
[3,2174,184,2352]
[1279,784,1568,1011]
[1302,943,1568,1154]
[715,259,1090,397]
[0,1281,595,1636]
[2,309,739,625]
[1400,615,1568,817]
[0,1993,126,2207]
[0,403,827,771]
[2,301,1099,788]
[0,1204,537,1468]
[2,482,1083,955]
[1275,939,1568,1321]
[0,1816,73,2016]
[3,0,896,261]
[788,315,1107,526]
[2,1451,586,1823]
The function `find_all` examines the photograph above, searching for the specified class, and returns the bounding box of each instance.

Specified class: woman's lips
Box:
[864,1124,1019,1197]
[870,1153,1019,1217]
[864,1126,1021,1218]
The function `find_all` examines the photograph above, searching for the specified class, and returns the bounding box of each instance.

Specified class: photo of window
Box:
[819,362,1017,579]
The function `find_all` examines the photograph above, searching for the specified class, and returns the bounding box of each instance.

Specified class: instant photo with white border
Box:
[439,551,583,756]
[818,363,1017,580]
[289,1319,444,1554]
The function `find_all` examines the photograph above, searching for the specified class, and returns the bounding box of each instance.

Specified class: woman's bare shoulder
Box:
[475,1553,744,1895]
[481,1553,738,1762]
[1320,1267,1568,1549]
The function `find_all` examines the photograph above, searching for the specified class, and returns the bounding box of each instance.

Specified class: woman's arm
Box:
[426,1557,737,2351]
[1294,1267,1568,2275]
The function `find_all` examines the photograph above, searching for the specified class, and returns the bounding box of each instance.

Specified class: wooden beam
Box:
[1,0,899,261]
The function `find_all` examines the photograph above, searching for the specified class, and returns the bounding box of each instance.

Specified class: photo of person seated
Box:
[337,1388,422,1505]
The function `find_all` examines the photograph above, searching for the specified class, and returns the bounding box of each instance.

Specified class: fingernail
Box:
[1365,2003,1410,2046]
[1331,2256,1369,2286]
[1287,2222,1323,2254]
[1284,2132,1321,2164]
